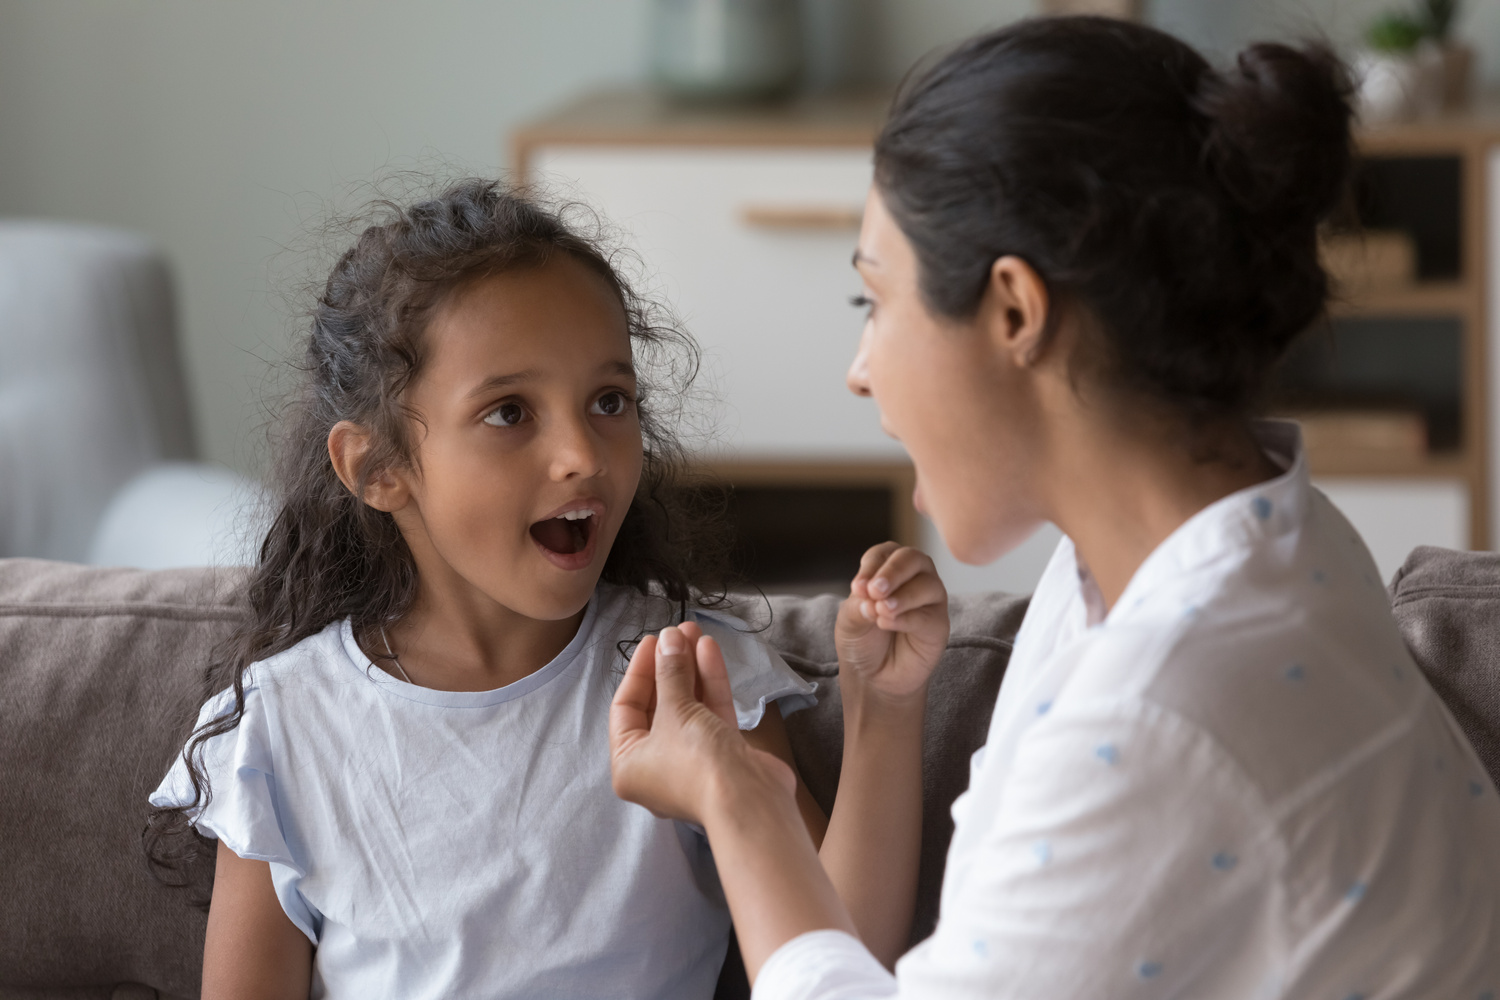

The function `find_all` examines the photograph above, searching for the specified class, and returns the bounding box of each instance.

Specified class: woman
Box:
[609,16,1500,999]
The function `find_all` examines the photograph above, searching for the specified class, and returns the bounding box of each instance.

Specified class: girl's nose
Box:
[846,326,873,398]
[549,417,606,481]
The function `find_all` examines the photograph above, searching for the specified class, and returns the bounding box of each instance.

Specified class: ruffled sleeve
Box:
[690,608,818,729]
[149,682,321,941]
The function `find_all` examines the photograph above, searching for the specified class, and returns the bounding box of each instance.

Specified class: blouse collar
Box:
[1077,419,1308,628]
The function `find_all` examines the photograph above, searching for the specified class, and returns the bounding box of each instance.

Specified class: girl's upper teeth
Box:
[559,509,594,521]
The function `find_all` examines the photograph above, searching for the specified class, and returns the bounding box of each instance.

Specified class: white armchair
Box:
[0,221,263,567]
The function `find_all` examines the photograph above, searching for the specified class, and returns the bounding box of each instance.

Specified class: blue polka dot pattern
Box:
[1284,664,1306,682]
[1477,990,1494,1000]
[971,938,988,958]
[1095,744,1120,766]
[1036,700,1052,716]
[1471,780,1486,798]
[1345,881,1367,902]
[1312,569,1327,584]
[1252,497,1272,520]
[1212,851,1239,871]
[1032,840,1052,866]
[1137,961,1163,980]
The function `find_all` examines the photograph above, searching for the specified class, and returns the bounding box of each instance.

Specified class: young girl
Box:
[145,181,950,998]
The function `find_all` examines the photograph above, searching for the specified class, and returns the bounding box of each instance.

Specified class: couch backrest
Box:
[9,547,1495,998]
[1388,545,1500,790]
[0,560,1027,998]
[0,560,244,1000]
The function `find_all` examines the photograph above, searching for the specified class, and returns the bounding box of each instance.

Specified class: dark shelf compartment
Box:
[1274,317,1464,450]
[690,483,895,589]
[1349,156,1463,281]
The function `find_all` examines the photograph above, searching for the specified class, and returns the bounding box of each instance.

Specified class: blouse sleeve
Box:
[690,609,818,730]
[149,681,322,941]
[752,701,1279,1000]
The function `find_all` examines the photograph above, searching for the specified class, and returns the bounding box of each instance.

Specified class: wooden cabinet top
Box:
[512,87,891,166]
[513,87,1500,164]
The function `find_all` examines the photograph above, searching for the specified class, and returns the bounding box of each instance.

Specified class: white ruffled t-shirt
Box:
[151,583,816,1000]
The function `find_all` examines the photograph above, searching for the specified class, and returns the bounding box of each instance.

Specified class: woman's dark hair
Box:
[144,178,728,887]
[875,16,1354,420]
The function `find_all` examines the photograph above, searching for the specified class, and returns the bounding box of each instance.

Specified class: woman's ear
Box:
[327,420,409,513]
[983,255,1051,367]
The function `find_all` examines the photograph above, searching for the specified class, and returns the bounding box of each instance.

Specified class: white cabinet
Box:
[532,146,889,457]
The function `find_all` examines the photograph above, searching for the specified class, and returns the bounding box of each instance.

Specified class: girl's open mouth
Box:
[529,508,598,569]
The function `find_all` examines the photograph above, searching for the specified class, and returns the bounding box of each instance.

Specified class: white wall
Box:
[1,0,1496,477]
[0,1,654,472]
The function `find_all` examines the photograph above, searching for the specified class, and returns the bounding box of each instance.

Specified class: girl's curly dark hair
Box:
[144,178,730,888]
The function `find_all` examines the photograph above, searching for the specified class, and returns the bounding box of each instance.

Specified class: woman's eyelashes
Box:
[849,293,875,318]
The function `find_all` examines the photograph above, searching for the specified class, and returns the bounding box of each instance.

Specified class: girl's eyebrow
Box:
[466,368,538,398]
[464,360,636,399]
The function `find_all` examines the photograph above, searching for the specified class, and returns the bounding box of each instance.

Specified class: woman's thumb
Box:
[654,626,699,703]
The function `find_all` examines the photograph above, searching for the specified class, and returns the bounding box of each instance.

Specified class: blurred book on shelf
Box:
[1320,229,1417,294]
[1281,407,1429,464]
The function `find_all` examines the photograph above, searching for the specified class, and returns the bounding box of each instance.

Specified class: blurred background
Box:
[3,0,1499,593]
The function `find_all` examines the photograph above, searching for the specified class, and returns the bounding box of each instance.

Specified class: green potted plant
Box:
[1355,0,1472,122]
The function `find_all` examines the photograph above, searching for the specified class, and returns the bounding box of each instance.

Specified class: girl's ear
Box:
[983,255,1051,368]
[327,420,410,513]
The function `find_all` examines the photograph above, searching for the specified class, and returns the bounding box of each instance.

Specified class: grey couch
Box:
[2,547,1496,999]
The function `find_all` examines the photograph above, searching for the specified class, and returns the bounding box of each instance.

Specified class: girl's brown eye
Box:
[483,402,527,427]
[592,392,628,417]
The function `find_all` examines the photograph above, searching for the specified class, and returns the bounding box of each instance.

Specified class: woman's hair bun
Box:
[874,19,1357,420]
[1195,42,1355,234]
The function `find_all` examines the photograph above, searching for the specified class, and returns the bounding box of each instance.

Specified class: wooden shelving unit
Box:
[515,90,1500,568]
[1298,105,1500,548]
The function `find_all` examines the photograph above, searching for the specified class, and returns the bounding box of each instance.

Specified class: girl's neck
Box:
[377,584,587,693]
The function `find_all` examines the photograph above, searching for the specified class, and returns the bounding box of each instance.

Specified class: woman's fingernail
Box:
[871,578,890,596]
[658,627,684,654]
[883,599,897,612]
[861,600,875,620]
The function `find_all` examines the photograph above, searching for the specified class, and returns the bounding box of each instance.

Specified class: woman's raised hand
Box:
[610,624,795,825]
[836,543,950,701]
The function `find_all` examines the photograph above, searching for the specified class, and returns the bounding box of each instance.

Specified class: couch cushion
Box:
[1389,545,1500,790]
[0,559,244,998]
[0,560,1027,996]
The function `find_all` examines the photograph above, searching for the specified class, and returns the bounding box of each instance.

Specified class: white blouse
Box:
[755,422,1500,1000]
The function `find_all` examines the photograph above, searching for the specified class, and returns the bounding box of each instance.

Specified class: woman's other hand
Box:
[610,626,795,825]
[836,542,950,701]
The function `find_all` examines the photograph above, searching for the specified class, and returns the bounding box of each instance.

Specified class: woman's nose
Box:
[846,326,873,398]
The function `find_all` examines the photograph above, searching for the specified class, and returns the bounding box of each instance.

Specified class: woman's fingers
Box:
[610,634,659,746]
[654,626,701,704]
[695,634,738,727]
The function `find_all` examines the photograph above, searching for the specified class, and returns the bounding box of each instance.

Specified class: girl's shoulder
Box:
[590,584,816,727]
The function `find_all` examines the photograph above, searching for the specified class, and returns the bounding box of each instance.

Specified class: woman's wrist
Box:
[701,739,802,834]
